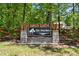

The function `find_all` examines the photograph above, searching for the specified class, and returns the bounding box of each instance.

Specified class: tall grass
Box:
[0,42,79,56]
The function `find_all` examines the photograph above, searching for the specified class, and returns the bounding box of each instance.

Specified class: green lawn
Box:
[0,42,79,56]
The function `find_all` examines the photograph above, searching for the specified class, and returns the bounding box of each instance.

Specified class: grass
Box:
[0,42,79,56]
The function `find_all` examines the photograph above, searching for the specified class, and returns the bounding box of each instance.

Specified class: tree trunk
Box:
[46,4,52,24]
[58,3,60,40]
[46,11,52,24]
[23,3,26,23]
[12,4,17,24]
[6,4,10,32]
[72,3,75,29]
[78,4,79,15]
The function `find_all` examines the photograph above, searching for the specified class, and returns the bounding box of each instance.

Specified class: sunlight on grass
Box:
[0,42,79,56]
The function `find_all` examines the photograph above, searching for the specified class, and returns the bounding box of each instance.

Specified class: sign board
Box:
[20,24,60,44]
[27,27,52,37]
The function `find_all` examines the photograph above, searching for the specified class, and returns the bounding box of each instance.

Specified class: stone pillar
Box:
[20,24,29,43]
[20,30,27,43]
[52,30,59,44]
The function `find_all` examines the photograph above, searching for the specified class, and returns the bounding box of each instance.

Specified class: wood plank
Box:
[40,24,49,27]
[30,24,40,27]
